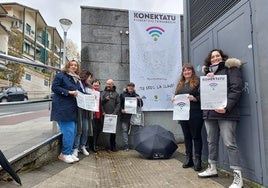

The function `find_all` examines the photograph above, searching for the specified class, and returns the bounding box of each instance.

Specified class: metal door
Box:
[190,1,263,184]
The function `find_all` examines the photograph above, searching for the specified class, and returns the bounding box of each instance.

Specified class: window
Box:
[44,80,49,86]
[11,21,20,28]
[189,0,241,40]
[8,87,16,93]
[26,24,31,35]
[16,87,24,92]
[25,73,31,81]
[24,42,30,54]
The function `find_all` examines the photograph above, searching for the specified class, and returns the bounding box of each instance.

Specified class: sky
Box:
[1,0,183,50]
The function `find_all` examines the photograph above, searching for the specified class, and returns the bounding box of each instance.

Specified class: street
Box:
[0,100,51,117]
[0,101,54,158]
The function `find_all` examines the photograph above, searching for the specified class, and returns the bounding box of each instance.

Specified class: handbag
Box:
[130,101,144,126]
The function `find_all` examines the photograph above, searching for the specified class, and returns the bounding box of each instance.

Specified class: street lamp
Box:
[59,18,72,68]
[52,19,72,133]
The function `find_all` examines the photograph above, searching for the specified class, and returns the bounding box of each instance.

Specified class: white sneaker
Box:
[58,154,74,164]
[73,148,79,157]
[198,163,218,178]
[81,146,89,156]
[229,170,243,188]
[71,154,79,162]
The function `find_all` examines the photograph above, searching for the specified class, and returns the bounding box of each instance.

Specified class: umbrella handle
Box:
[128,124,132,135]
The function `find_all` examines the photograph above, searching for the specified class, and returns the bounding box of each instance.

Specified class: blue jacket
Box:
[50,72,81,121]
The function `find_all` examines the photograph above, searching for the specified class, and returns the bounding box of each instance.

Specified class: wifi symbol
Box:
[209,83,218,90]
[177,102,186,109]
[146,26,165,41]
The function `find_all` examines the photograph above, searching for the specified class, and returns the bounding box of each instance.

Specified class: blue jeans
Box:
[74,117,89,149]
[204,119,241,170]
[121,121,129,146]
[58,121,76,155]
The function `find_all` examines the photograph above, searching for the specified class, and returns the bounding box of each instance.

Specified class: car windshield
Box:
[0,87,8,92]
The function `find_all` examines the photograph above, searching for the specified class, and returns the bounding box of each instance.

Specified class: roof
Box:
[1,2,63,41]
[1,2,48,27]
[0,4,8,14]
[0,23,9,34]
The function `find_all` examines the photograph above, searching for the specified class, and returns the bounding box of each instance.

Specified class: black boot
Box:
[182,155,194,168]
[92,133,98,152]
[194,155,202,171]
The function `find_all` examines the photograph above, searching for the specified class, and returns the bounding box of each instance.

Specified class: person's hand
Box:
[121,109,126,113]
[105,96,110,100]
[73,91,78,97]
[69,90,78,97]
[136,96,140,100]
[171,97,175,103]
[188,95,197,102]
[215,108,226,114]
[207,72,214,77]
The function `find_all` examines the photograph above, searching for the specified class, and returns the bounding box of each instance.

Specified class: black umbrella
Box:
[0,150,22,185]
[133,125,178,159]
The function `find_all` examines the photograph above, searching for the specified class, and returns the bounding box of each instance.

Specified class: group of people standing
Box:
[50,60,99,163]
[50,60,143,162]
[50,48,243,188]
[175,49,243,188]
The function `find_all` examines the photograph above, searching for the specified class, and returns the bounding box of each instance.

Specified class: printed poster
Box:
[129,10,182,111]
[102,114,118,133]
[124,97,137,114]
[76,90,100,112]
[200,75,227,110]
[173,94,190,120]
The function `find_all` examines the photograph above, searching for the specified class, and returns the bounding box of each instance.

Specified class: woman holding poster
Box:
[173,64,203,171]
[73,70,93,157]
[198,49,243,188]
[50,60,82,164]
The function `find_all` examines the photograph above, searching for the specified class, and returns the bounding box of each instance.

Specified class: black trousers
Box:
[93,118,102,146]
[88,118,103,150]
[110,133,116,149]
[180,117,203,156]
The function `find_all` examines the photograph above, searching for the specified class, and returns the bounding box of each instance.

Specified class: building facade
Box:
[0,3,63,99]
[81,7,184,148]
[183,0,268,186]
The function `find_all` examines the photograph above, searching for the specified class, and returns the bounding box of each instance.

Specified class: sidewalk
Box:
[0,112,251,188]
[0,110,55,159]
[0,147,246,188]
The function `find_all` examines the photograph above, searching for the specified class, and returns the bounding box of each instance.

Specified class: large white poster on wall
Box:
[129,10,182,111]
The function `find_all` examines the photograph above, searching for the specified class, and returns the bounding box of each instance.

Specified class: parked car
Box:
[0,86,28,102]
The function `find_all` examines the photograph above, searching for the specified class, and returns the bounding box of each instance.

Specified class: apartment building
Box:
[0,3,64,99]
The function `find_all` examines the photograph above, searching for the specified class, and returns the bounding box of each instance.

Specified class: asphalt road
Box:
[0,100,51,117]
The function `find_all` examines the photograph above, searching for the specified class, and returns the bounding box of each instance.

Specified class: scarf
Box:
[67,71,80,84]
[209,62,220,73]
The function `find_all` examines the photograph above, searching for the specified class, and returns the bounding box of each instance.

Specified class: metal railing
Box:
[0,53,60,71]
[0,53,61,158]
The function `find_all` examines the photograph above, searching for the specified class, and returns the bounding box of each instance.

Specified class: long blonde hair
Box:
[61,60,81,75]
[175,63,199,94]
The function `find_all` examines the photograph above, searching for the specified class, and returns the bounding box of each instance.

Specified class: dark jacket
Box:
[120,88,144,122]
[202,58,242,120]
[101,86,120,115]
[175,81,202,119]
[50,72,81,121]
